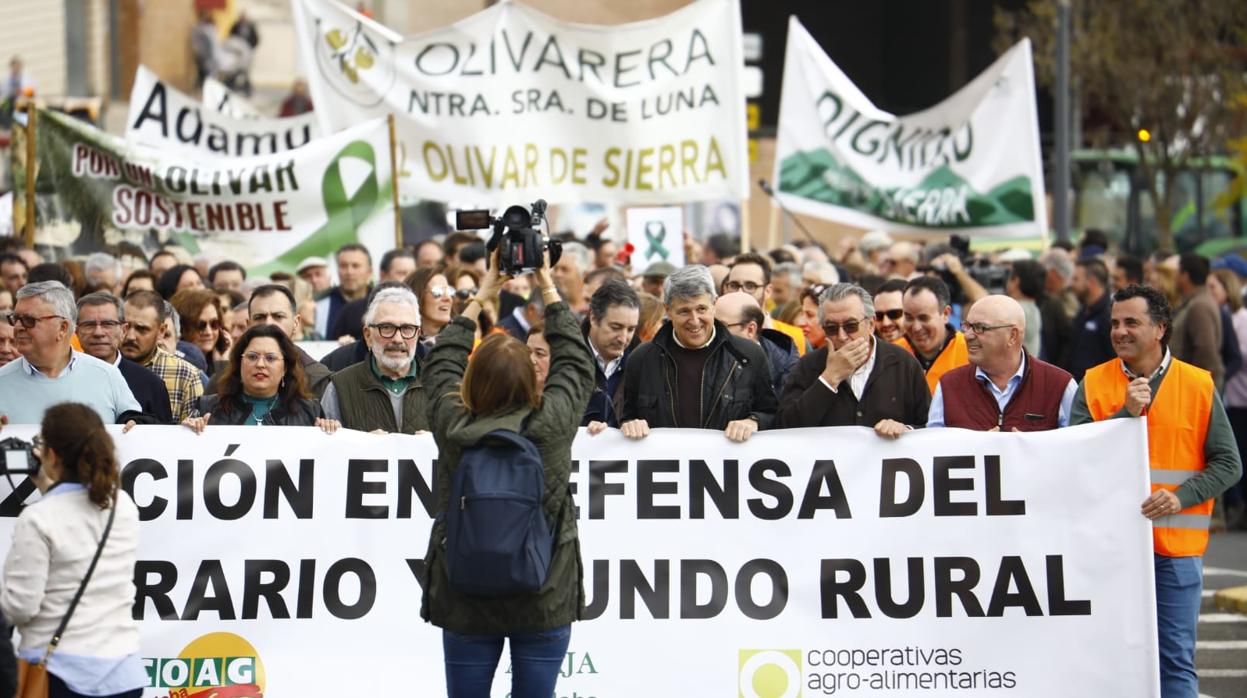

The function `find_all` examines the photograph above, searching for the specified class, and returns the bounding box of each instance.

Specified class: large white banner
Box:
[292,0,749,207]
[202,76,265,119]
[773,19,1048,238]
[23,109,393,276]
[126,66,321,157]
[0,421,1158,696]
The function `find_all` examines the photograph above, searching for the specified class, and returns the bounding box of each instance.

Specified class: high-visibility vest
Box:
[771,319,807,356]
[1083,357,1214,557]
[895,331,969,395]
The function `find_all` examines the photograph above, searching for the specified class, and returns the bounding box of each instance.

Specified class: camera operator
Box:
[1,402,144,698]
[419,246,594,698]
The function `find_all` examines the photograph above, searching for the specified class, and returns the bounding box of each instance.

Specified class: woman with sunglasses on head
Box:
[170,289,230,376]
[1,403,145,698]
[182,324,340,432]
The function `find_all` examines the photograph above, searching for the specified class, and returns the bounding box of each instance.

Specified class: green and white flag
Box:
[16,109,393,276]
[773,19,1047,237]
[292,0,749,207]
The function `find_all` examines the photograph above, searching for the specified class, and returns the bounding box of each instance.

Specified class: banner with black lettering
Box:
[0,422,1158,696]
[12,109,393,275]
[127,66,320,157]
[292,0,748,206]
[202,76,265,119]
[773,19,1047,237]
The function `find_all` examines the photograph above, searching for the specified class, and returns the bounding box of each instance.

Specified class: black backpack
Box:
[445,429,558,597]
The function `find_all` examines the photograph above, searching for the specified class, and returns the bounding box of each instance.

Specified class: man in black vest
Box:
[321,287,428,433]
[927,295,1075,430]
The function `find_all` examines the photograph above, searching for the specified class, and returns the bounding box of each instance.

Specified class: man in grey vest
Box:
[321,287,428,433]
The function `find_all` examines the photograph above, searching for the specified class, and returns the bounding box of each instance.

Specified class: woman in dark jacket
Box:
[183,324,339,432]
[421,249,594,698]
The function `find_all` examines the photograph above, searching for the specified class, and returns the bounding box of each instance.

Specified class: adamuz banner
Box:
[202,76,265,119]
[13,109,394,275]
[0,422,1159,696]
[127,66,321,156]
[774,19,1047,237]
[292,0,749,206]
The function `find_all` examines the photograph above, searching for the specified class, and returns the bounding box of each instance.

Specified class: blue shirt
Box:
[17,483,147,696]
[927,353,1078,428]
[0,351,140,425]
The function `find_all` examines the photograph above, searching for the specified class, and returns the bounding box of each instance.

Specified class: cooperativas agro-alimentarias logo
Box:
[739,649,802,698]
[144,632,266,697]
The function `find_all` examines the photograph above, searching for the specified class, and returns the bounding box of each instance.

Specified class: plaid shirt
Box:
[141,348,204,422]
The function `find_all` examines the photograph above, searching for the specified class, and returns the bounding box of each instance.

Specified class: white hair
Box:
[16,281,77,324]
[561,242,591,272]
[663,265,717,305]
[364,287,421,326]
[1039,249,1074,280]
[802,261,840,285]
[84,252,120,278]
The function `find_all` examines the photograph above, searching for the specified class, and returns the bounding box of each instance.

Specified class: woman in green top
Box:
[182,324,339,432]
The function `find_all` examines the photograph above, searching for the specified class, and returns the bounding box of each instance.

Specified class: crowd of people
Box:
[0,224,1244,697]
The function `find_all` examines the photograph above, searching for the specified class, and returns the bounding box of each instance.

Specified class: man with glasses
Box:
[896,276,969,394]
[76,292,173,423]
[715,291,798,398]
[777,283,928,434]
[723,253,807,355]
[321,287,428,433]
[121,291,204,422]
[926,295,1075,430]
[0,281,142,425]
[872,278,907,342]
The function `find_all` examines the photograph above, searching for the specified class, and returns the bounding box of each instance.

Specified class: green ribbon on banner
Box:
[249,140,383,278]
[645,221,669,261]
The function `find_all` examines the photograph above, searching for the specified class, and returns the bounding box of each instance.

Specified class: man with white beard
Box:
[321,287,428,433]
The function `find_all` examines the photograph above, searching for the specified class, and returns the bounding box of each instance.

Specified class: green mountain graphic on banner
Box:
[778,149,1034,228]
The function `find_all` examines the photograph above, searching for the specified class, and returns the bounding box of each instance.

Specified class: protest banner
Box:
[11,108,395,275]
[292,0,749,207]
[126,66,321,157]
[0,421,1159,696]
[773,19,1047,238]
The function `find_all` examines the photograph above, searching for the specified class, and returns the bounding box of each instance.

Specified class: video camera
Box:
[454,200,563,276]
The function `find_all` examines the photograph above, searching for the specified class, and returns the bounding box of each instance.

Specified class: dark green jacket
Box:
[420,302,595,634]
[328,359,428,433]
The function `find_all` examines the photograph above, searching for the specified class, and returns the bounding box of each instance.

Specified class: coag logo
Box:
[143,632,266,698]
[738,649,802,698]
[311,16,395,107]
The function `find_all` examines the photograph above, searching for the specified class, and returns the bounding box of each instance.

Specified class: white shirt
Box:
[589,340,622,379]
[819,337,878,401]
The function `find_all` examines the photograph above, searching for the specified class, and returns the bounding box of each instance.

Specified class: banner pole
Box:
[387,113,402,250]
[740,199,752,252]
[767,201,780,249]
[23,102,37,248]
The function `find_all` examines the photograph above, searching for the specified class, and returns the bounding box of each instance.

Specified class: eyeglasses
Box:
[455,287,478,300]
[821,318,868,337]
[242,352,283,365]
[960,321,1014,336]
[196,318,221,332]
[875,309,904,322]
[77,320,124,331]
[7,314,64,329]
[370,322,419,339]
[427,285,454,300]
[724,280,764,294]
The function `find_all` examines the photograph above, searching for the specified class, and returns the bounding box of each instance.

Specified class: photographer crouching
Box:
[419,236,594,697]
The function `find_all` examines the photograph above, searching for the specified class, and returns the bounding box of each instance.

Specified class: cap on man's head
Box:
[1212,254,1247,279]
[296,257,329,273]
[641,261,678,279]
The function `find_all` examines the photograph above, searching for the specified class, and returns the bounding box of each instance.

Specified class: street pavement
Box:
[1198,529,1247,698]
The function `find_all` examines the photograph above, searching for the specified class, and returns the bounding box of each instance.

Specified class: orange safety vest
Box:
[1083,357,1214,557]
[772,319,807,356]
[894,331,969,395]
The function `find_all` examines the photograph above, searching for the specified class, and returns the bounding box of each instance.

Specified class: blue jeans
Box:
[1154,554,1202,698]
[443,625,571,698]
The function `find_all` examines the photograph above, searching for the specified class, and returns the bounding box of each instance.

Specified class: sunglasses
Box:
[455,287,479,300]
[7,314,64,329]
[196,318,221,332]
[821,318,868,337]
[427,285,454,300]
[874,309,904,321]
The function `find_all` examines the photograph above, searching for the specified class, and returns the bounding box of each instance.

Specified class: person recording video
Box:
[419,242,594,698]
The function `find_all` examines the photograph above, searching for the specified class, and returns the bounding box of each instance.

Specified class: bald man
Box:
[716,291,799,396]
[927,295,1077,430]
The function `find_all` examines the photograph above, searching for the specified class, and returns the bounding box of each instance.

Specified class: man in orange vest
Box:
[1071,284,1241,698]
[895,276,968,394]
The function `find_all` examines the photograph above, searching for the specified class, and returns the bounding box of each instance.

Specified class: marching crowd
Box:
[0,226,1243,697]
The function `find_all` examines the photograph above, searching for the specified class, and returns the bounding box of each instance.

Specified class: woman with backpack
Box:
[420,248,595,698]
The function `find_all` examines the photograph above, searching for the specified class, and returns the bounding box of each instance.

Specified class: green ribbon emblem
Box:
[250,140,383,278]
[644,221,669,261]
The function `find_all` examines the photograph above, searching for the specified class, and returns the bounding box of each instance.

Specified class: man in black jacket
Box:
[582,280,640,431]
[621,265,776,442]
[777,283,928,435]
[76,292,173,423]
[715,291,798,397]
[1066,258,1114,382]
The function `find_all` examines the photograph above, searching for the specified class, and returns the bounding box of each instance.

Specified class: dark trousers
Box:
[443,624,571,698]
[1225,407,1247,509]
[49,673,142,698]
